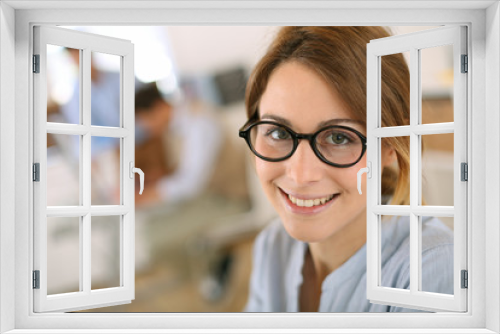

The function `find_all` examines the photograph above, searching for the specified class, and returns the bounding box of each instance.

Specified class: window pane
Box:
[91,136,121,205]
[380,137,410,205]
[91,216,121,290]
[420,45,454,124]
[47,45,80,124]
[47,217,80,295]
[91,52,121,128]
[420,215,454,295]
[421,133,454,206]
[47,134,80,206]
[381,52,410,127]
[380,215,410,290]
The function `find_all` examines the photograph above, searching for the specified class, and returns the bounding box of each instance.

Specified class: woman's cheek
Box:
[254,159,277,194]
[254,159,267,183]
[349,156,369,192]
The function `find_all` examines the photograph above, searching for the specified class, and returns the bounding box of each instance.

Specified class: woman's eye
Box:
[327,133,350,145]
[268,128,291,140]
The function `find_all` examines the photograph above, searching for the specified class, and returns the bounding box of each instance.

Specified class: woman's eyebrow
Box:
[260,114,293,127]
[317,119,365,128]
[260,113,365,129]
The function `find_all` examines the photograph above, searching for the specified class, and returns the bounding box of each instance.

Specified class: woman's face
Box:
[256,61,394,243]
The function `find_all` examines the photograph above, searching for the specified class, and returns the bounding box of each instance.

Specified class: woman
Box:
[240,26,453,312]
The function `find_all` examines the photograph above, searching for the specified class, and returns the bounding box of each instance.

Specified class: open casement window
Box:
[33,26,136,312]
[366,26,468,312]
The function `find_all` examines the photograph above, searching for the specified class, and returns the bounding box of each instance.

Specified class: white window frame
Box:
[33,26,136,313]
[0,1,499,333]
[366,26,468,312]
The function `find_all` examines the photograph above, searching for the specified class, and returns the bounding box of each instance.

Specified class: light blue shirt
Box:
[244,216,454,312]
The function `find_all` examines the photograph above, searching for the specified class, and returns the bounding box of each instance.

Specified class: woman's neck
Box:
[307,209,367,285]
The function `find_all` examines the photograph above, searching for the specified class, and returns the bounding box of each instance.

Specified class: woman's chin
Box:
[281,219,330,243]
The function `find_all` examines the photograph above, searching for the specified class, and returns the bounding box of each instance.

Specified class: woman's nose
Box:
[286,140,323,185]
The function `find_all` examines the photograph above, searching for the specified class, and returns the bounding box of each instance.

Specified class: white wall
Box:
[165,26,450,96]
[164,26,278,75]
[0,2,16,333]
[486,2,500,333]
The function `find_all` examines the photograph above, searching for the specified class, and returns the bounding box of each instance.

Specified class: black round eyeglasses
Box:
[239,120,367,168]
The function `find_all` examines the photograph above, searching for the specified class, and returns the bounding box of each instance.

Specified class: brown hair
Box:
[245,26,410,205]
[135,82,170,114]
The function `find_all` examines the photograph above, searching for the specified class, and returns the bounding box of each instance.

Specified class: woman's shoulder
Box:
[254,218,297,254]
[421,217,454,249]
[246,218,301,312]
[384,216,453,254]
[252,217,304,269]
[382,216,454,294]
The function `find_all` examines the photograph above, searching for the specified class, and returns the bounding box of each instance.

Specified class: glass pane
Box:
[421,45,454,124]
[47,217,80,295]
[91,52,121,128]
[91,216,121,290]
[380,137,410,205]
[381,52,410,127]
[47,134,80,206]
[380,215,410,290]
[47,45,80,124]
[91,136,121,205]
[420,215,454,294]
[421,133,454,206]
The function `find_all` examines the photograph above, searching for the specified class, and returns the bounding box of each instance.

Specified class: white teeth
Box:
[287,193,336,207]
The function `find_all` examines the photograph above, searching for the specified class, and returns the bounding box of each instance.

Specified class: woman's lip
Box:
[279,188,339,215]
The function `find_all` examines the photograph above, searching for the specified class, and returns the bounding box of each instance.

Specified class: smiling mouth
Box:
[281,189,340,208]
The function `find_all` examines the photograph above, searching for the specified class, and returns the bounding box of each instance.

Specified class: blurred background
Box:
[44,26,454,312]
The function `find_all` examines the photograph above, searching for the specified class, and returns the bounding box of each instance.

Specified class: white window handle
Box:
[357,162,371,195]
[129,162,145,195]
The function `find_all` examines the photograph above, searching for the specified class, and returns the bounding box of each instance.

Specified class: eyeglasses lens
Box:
[249,124,363,165]
[250,123,294,160]
[314,128,363,165]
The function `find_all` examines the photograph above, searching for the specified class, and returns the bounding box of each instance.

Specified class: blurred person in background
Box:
[61,47,122,155]
[134,82,223,206]
[134,82,175,187]
[61,47,146,204]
